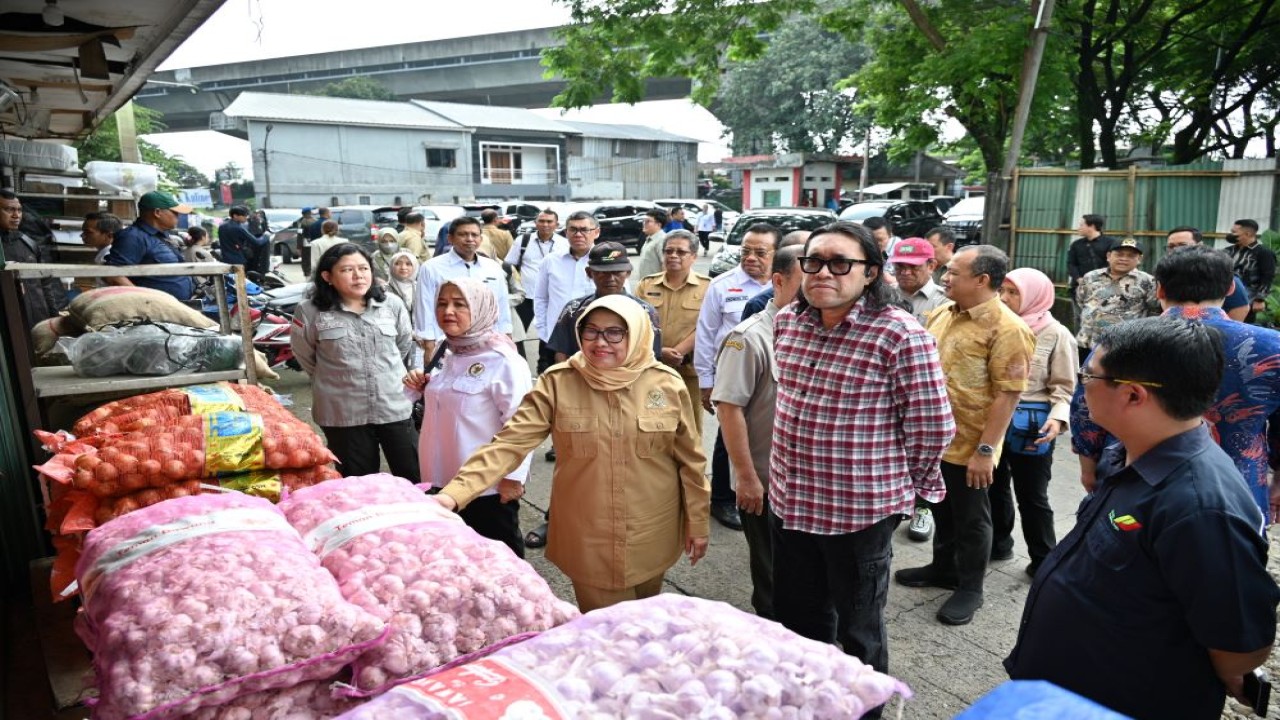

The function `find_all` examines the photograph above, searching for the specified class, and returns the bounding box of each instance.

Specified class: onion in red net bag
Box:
[335,594,913,719]
[277,474,580,696]
[75,492,389,720]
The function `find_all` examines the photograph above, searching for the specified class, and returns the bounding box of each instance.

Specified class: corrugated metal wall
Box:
[1012,159,1280,284]
[567,140,697,200]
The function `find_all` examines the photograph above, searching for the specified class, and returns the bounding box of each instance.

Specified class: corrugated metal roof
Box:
[413,100,574,134]
[221,92,465,130]
[556,120,700,144]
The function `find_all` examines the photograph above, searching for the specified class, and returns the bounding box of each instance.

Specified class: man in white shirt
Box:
[533,211,598,373]
[505,209,568,363]
[696,222,779,530]
[414,216,512,361]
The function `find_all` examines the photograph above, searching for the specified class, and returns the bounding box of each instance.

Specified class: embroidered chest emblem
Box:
[646,390,668,409]
[468,363,485,377]
[1108,510,1143,532]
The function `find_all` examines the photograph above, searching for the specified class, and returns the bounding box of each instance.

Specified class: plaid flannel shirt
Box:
[770,299,955,535]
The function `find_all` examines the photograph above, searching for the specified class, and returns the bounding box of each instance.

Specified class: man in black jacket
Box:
[1066,214,1116,323]
[0,190,67,327]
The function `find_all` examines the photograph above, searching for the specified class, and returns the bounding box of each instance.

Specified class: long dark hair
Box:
[803,221,897,312]
[309,243,386,311]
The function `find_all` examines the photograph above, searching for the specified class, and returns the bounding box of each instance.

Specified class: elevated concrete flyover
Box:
[137,26,693,132]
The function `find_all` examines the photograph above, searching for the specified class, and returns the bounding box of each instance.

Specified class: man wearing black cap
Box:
[103,190,195,301]
[217,205,262,269]
[1074,237,1160,365]
[549,241,663,362]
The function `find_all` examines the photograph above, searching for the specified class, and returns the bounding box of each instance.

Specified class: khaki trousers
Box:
[571,574,665,613]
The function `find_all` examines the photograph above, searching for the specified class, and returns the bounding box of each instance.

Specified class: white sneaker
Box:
[908,507,934,542]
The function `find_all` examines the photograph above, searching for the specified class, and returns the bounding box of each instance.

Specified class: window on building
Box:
[762,190,782,207]
[426,148,457,168]
[359,195,371,205]
[480,143,560,185]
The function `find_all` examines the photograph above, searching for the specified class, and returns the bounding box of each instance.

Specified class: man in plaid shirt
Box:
[770,222,954,704]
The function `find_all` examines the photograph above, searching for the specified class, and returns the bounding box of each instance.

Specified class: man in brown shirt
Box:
[637,230,709,435]
[479,208,514,263]
[896,244,1035,626]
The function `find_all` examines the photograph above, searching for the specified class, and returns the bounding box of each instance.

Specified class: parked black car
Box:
[838,200,945,239]
[559,200,660,253]
[707,207,837,277]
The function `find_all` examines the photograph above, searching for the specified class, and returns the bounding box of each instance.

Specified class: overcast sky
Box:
[144,0,730,181]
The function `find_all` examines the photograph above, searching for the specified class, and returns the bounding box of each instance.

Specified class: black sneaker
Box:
[544,447,556,462]
[937,590,984,625]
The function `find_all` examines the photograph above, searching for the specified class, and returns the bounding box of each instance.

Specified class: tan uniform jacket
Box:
[441,363,710,589]
[480,226,514,263]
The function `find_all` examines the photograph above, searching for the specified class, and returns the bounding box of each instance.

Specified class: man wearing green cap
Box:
[104,191,195,301]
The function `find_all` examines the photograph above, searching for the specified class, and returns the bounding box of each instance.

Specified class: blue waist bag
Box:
[1005,401,1052,456]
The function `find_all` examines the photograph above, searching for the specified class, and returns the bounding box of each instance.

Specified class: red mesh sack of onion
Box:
[74,491,389,720]
[335,594,913,719]
[276,474,580,696]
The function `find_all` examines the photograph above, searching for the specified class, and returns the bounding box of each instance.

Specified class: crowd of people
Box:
[4,184,1280,717]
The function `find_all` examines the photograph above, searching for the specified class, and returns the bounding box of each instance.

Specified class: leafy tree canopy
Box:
[308,76,397,101]
[715,19,870,156]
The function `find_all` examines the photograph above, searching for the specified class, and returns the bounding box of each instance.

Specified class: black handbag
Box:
[411,343,450,430]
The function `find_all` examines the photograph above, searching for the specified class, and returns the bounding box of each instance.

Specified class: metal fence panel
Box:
[1218,158,1277,235]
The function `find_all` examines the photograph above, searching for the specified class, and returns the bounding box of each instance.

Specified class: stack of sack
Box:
[30,286,277,379]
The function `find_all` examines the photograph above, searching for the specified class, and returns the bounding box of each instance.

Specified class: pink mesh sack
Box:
[75,492,389,720]
[277,474,579,696]
[336,594,913,719]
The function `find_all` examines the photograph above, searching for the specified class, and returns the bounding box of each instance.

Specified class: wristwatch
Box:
[976,443,996,457]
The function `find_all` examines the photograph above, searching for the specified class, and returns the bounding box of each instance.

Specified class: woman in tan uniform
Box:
[432,294,710,611]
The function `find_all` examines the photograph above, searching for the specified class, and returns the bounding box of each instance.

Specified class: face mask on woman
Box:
[378,240,400,255]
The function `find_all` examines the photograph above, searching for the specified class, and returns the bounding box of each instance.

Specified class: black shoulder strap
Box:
[516,232,534,268]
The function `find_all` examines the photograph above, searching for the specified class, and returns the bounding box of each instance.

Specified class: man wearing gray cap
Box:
[549,241,663,362]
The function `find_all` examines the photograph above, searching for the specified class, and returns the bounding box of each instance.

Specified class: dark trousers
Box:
[932,460,992,593]
[537,342,559,375]
[990,445,1058,565]
[697,231,711,252]
[320,419,420,483]
[710,429,735,507]
[459,494,525,559]
[741,496,774,619]
[513,298,536,362]
[772,513,899,714]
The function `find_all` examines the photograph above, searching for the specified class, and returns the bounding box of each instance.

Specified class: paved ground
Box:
[272,251,1277,718]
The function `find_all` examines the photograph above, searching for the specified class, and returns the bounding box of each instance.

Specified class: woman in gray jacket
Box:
[292,243,420,481]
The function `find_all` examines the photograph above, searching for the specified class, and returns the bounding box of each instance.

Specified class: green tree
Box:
[308,76,397,101]
[543,0,1067,176]
[715,20,870,156]
[1060,0,1280,168]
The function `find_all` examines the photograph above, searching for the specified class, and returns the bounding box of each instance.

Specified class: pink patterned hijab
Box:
[1005,267,1057,334]
[439,278,516,355]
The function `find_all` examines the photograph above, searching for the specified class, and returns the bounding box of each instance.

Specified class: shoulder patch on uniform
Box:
[723,338,745,351]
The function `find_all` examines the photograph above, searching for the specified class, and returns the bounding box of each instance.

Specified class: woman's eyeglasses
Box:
[662,249,693,256]
[1077,371,1164,388]
[580,326,628,344]
[799,256,870,276]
